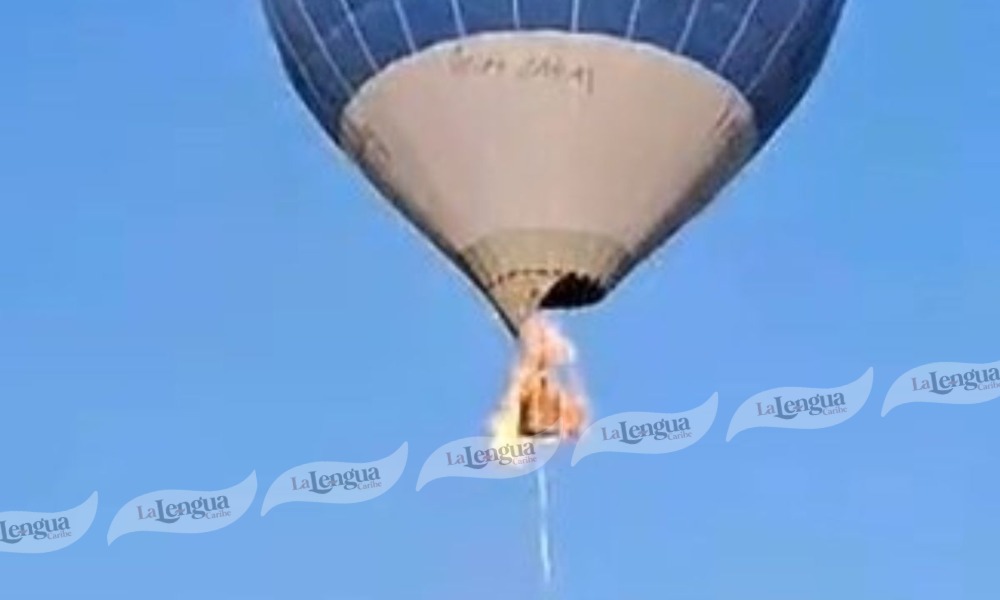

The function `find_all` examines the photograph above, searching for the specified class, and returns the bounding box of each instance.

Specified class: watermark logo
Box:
[107,472,256,545]
[416,436,559,491]
[882,360,1000,416]
[571,394,717,465]
[0,492,98,554]
[726,368,873,441]
[260,443,407,516]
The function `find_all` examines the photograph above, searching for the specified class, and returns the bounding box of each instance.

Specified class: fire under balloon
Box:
[490,314,587,448]
[261,0,847,592]
[488,313,585,592]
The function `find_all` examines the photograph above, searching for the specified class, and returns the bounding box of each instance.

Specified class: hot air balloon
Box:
[260,0,846,335]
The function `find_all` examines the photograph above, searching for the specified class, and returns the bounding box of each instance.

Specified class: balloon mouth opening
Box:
[538,273,606,310]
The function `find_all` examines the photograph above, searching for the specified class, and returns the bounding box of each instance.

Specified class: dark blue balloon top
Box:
[263,0,845,144]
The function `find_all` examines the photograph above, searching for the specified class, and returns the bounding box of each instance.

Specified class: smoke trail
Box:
[537,465,553,590]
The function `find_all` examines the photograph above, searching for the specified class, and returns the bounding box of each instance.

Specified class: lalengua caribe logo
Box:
[882,359,1000,416]
[260,444,407,516]
[571,394,717,465]
[107,472,256,545]
[0,493,98,554]
[727,368,874,441]
[446,441,538,469]
[416,436,560,490]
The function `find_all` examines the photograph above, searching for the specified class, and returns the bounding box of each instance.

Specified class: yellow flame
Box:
[490,314,589,448]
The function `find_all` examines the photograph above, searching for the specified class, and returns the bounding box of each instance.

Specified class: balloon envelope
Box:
[262,0,846,332]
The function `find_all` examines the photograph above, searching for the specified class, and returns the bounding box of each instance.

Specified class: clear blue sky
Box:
[0,1,997,598]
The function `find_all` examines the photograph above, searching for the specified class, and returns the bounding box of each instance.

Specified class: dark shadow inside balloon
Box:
[539,273,606,310]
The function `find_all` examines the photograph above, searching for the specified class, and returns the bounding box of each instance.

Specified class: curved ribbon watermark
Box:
[727,368,874,441]
[882,360,1000,416]
[0,492,98,554]
[107,472,256,545]
[416,436,559,491]
[261,443,407,516]
[571,394,718,466]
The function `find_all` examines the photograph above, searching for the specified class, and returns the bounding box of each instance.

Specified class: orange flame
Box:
[490,315,589,447]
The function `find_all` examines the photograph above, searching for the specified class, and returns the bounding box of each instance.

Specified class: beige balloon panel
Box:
[333,32,759,332]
